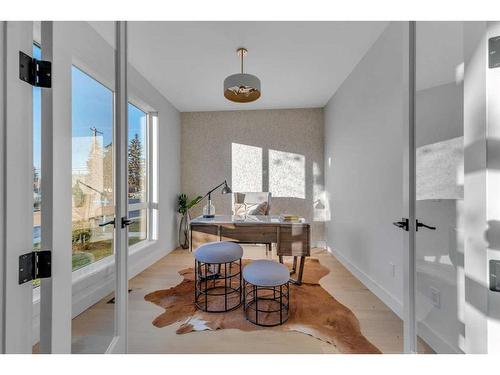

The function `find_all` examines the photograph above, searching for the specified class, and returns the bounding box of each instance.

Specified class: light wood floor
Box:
[68,246,433,354]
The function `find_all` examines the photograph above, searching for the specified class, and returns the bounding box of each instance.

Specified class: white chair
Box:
[232,192,273,254]
[232,192,272,216]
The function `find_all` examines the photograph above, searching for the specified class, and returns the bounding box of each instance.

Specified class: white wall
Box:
[324,22,407,316]
[32,21,180,345]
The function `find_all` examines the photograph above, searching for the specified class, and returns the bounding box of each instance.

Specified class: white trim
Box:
[108,20,128,354]
[0,20,5,355]
[326,246,403,318]
[404,20,417,354]
[311,240,327,249]
[3,21,35,354]
[417,320,464,354]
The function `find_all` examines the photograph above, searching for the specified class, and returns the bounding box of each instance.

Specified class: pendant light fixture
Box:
[224,47,261,103]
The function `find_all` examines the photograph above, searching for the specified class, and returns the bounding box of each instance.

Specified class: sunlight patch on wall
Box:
[269,149,305,199]
[231,142,262,192]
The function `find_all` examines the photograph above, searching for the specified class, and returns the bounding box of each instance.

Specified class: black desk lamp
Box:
[202,180,232,218]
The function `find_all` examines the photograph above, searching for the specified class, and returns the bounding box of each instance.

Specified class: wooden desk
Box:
[190,215,310,285]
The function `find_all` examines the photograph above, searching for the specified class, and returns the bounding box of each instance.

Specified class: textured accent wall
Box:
[181,108,325,244]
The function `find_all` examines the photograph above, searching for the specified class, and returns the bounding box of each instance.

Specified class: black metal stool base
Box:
[195,259,242,313]
[243,281,290,327]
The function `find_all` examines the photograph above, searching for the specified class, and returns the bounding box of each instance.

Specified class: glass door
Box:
[413,21,466,354]
[35,21,129,353]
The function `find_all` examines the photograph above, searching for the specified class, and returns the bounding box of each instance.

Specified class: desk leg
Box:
[278,255,283,264]
[292,256,297,274]
[296,256,306,285]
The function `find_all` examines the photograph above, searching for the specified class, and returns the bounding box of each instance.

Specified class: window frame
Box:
[126,104,158,247]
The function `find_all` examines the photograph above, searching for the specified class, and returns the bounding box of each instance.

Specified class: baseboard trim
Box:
[418,320,463,354]
[327,246,403,318]
[312,240,327,249]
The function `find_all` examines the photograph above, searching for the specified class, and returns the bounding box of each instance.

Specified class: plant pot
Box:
[178,211,191,249]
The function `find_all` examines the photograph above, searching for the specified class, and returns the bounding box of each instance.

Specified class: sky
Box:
[33,44,147,172]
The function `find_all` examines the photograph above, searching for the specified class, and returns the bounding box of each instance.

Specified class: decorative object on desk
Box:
[144,257,380,354]
[280,214,300,222]
[224,47,261,103]
[177,194,202,249]
[202,180,232,218]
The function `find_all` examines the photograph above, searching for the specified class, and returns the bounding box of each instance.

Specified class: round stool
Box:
[194,241,243,312]
[243,260,290,327]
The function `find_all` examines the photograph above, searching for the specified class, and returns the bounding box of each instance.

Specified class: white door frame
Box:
[106,20,129,354]
[403,20,417,354]
[0,21,35,353]
[38,20,73,353]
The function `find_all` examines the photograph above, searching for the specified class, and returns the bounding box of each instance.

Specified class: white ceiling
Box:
[89,21,465,112]
[89,21,388,112]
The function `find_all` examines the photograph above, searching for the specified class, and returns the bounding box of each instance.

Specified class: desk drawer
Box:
[191,225,219,250]
[278,225,310,256]
[220,225,277,243]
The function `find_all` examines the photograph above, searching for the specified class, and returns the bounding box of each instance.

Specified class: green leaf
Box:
[186,195,203,210]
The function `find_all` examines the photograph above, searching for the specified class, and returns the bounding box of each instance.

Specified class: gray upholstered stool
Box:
[194,241,243,312]
[243,260,290,326]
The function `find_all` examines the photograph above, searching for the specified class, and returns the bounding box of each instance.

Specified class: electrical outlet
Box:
[430,287,441,308]
[389,262,396,277]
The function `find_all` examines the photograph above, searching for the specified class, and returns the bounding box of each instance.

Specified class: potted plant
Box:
[177,193,202,249]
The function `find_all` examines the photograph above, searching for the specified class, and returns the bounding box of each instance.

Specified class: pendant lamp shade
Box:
[223,48,261,103]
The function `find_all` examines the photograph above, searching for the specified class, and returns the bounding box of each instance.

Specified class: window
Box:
[127,103,148,246]
[71,66,114,271]
[71,65,157,271]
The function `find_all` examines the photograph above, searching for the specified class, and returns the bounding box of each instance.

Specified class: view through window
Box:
[70,66,151,272]
[71,66,115,271]
[128,104,148,246]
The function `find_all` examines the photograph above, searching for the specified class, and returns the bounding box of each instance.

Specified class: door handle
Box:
[121,217,131,228]
[99,219,115,228]
[416,220,436,231]
[392,218,409,231]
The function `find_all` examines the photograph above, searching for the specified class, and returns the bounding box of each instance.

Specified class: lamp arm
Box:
[202,180,228,198]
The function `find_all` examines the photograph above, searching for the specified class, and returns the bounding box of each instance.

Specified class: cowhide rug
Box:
[144,258,381,354]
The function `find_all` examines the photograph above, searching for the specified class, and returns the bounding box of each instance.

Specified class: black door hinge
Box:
[19,51,51,88]
[19,250,51,285]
